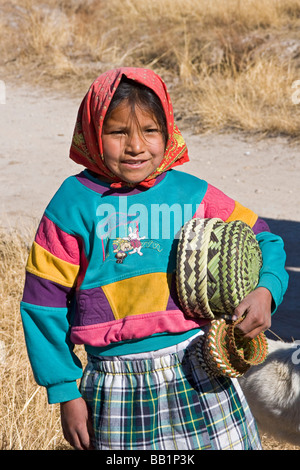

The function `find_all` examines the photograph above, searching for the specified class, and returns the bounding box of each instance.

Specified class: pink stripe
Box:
[70,310,209,347]
[193,202,205,219]
[35,215,80,265]
[198,183,235,221]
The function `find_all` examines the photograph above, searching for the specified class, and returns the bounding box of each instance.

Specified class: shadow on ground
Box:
[264,218,300,342]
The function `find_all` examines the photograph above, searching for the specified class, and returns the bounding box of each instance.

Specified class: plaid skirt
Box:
[80,334,262,450]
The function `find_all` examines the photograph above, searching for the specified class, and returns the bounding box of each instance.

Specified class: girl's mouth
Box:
[122,160,148,168]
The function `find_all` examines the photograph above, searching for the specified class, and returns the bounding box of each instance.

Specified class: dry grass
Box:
[0,227,86,449]
[0,229,300,450]
[1,0,300,139]
[0,227,63,450]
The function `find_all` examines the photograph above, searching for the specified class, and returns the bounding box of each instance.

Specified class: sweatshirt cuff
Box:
[256,273,282,314]
[47,380,81,404]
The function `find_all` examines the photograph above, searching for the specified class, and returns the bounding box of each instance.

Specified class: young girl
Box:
[20,67,288,451]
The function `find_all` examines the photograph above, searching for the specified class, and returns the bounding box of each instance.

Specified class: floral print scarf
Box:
[69,67,189,188]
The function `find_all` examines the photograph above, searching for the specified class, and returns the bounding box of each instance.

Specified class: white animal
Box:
[239,338,300,446]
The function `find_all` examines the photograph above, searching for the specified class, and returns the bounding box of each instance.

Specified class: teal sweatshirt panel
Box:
[85,329,203,357]
[256,231,289,313]
[20,302,82,404]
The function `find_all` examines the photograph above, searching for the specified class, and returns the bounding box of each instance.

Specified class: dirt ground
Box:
[0,82,299,450]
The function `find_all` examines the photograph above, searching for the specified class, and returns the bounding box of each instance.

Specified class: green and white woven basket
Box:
[176,218,268,378]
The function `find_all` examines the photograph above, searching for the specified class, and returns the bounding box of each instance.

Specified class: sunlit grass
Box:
[1,0,299,138]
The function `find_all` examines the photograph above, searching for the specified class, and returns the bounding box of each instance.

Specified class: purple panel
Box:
[76,171,166,196]
[166,273,182,311]
[252,217,271,235]
[73,286,115,326]
[22,271,71,307]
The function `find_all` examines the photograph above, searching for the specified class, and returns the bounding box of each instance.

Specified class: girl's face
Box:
[102,100,165,184]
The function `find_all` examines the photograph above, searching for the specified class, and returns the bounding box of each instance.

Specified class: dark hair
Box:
[104,77,168,145]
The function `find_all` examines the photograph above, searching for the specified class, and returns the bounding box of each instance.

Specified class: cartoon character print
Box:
[113,226,146,263]
[124,226,146,256]
[113,239,132,264]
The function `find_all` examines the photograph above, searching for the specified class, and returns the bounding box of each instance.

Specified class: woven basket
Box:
[176,217,268,378]
[196,317,269,378]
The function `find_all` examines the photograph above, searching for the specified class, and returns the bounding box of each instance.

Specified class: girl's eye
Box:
[110,130,126,135]
[145,128,159,134]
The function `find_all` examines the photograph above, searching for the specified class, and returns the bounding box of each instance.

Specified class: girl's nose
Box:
[126,130,145,154]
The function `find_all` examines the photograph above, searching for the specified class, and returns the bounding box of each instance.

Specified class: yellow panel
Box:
[26,241,79,287]
[226,201,258,228]
[102,272,172,319]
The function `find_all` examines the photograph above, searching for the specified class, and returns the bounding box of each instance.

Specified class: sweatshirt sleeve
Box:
[254,231,289,313]
[201,183,289,313]
[20,214,83,404]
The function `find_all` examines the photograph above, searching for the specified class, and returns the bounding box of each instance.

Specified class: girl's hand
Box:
[60,397,95,450]
[233,287,272,339]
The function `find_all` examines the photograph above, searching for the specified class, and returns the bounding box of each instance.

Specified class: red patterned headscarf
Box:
[69,67,189,188]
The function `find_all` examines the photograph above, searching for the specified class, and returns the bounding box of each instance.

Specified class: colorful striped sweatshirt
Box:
[20,169,289,403]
